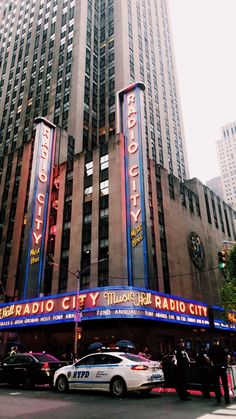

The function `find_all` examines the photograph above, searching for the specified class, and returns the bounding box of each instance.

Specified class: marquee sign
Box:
[0,287,209,329]
[117,82,148,288]
[21,118,56,299]
[212,305,236,330]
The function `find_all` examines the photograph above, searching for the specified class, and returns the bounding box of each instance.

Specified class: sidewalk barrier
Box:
[162,360,236,399]
[227,366,236,398]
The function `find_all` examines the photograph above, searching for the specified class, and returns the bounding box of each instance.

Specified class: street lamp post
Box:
[51,258,108,356]
[73,258,108,356]
[73,269,82,356]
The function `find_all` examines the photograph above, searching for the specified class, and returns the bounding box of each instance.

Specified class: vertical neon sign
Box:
[22,118,56,299]
[117,82,148,288]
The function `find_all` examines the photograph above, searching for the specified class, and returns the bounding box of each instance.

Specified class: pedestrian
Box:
[138,347,151,359]
[9,346,18,356]
[208,337,230,404]
[174,338,191,401]
[196,345,211,398]
[60,348,68,361]
[73,354,79,363]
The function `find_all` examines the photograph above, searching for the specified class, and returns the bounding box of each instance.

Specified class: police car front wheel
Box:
[56,375,69,393]
[110,377,127,397]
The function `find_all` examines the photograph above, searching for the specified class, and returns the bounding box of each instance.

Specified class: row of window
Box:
[204,186,234,238]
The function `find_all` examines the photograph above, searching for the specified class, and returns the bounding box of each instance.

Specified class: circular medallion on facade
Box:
[187,232,205,270]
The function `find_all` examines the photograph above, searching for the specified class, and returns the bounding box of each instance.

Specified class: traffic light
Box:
[218,249,228,269]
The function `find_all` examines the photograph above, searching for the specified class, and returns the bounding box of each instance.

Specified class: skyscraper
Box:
[206,176,223,199]
[217,121,236,210]
[0,0,189,172]
[0,0,190,300]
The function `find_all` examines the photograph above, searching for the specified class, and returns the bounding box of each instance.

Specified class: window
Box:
[204,189,212,224]
[100,180,109,196]
[4,356,18,364]
[100,208,108,218]
[100,154,108,170]
[76,355,98,366]
[98,270,108,287]
[168,174,175,199]
[84,186,93,196]
[85,161,93,176]
[82,243,91,254]
[84,213,92,223]
[80,274,90,290]
[100,238,108,248]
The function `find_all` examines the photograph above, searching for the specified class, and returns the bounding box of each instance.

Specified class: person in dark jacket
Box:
[208,338,230,404]
[174,338,191,401]
[196,345,211,398]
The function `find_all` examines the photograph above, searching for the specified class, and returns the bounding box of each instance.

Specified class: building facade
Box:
[0,0,235,356]
[217,121,236,210]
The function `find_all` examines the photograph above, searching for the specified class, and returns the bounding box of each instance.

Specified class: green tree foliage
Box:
[219,246,236,311]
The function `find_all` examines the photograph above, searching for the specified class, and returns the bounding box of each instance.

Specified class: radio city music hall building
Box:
[0,1,236,356]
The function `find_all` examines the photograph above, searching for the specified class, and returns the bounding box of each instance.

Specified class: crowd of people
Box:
[169,337,231,404]
[135,338,233,404]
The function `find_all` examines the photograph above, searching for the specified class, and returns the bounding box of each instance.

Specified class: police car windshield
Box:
[123,354,151,362]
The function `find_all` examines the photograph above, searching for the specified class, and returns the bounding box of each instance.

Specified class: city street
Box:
[0,386,235,419]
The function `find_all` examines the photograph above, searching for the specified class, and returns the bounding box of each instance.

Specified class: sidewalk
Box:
[153,386,235,398]
[151,389,236,419]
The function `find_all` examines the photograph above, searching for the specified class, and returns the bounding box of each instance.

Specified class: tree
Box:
[219,245,236,311]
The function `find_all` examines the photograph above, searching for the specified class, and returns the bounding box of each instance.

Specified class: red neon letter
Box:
[128,143,138,154]
[41,147,49,159]
[129,165,139,177]
[128,106,136,117]
[35,218,43,230]
[130,209,141,223]
[127,94,135,105]
[128,118,136,129]
[130,194,139,207]
[37,193,45,204]
[33,232,42,245]
[43,127,50,139]
[132,179,137,192]
[39,172,47,183]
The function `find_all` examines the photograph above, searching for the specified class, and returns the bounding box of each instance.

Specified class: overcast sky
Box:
[168,0,236,184]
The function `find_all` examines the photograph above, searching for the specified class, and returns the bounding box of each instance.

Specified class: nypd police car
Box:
[53,352,164,397]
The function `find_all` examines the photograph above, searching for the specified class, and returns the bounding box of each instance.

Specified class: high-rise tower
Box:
[0,0,189,300]
[217,121,236,211]
[0,0,189,173]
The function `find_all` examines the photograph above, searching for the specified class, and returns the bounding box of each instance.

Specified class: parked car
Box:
[54,351,164,397]
[0,352,68,389]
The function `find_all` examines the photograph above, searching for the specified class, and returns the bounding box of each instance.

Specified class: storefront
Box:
[0,286,235,360]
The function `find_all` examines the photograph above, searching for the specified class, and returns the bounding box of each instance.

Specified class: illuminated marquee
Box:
[228,312,236,323]
[22,118,56,299]
[0,287,209,329]
[118,83,148,287]
[212,305,236,330]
